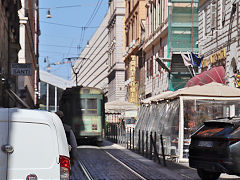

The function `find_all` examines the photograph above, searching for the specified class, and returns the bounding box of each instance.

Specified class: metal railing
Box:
[106,123,167,166]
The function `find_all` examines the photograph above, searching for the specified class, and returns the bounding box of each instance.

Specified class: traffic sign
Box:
[11,63,32,76]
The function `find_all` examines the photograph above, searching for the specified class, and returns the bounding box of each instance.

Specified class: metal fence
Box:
[106,123,168,166]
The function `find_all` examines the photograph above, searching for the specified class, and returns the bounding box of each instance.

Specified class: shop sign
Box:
[129,57,138,103]
[201,48,226,69]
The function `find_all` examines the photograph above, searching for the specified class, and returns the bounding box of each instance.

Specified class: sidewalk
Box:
[103,140,240,180]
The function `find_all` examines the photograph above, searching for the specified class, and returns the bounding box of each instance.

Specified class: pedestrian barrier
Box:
[105,123,167,167]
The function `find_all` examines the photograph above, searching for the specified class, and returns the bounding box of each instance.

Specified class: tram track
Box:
[76,145,148,180]
[103,149,148,180]
[77,159,94,180]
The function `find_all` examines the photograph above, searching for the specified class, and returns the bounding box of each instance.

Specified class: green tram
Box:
[59,86,105,142]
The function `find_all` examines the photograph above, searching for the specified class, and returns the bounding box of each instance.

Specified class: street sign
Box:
[11,63,32,76]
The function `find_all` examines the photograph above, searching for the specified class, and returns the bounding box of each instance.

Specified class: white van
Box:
[0,108,70,180]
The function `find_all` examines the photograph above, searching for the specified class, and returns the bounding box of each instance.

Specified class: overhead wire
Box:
[78,0,103,54]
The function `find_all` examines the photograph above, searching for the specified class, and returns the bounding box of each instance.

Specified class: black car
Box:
[189,118,240,180]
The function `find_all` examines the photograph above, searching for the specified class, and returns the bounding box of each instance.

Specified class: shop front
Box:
[185,48,226,87]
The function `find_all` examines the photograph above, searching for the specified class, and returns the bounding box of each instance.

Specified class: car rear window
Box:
[195,123,236,138]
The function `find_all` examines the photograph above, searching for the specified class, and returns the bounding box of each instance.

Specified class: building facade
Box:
[73,10,109,96]
[198,0,240,87]
[168,0,199,90]
[18,0,40,108]
[143,0,169,98]
[143,0,199,101]
[124,0,146,104]
[107,0,126,102]
[0,0,22,107]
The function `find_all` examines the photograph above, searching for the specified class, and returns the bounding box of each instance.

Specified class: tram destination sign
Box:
[11,63,32,76]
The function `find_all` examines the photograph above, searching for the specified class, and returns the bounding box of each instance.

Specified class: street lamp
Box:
[46,9,52,18]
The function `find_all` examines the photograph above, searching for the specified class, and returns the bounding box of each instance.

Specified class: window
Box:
[158,0,161,26]
[150,57,153,76]
[203,9,207,36]
[210,0,216,30]
[147,59,150,78]
[80,98,97,115]
[126,30,129,47]
[87,98,97,111]
[221,0,226,27]
[80,98,87,109]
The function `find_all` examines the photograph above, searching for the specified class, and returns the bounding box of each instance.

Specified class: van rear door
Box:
[7,120,59,179]
[0,109,9,180]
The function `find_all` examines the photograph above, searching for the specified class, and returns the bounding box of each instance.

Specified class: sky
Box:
[39,0,108,81]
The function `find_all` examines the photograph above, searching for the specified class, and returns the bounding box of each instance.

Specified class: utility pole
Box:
[72,66,80,86]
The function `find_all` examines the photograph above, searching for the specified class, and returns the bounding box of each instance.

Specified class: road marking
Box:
[104,150,148,180]
[77,160,94,180]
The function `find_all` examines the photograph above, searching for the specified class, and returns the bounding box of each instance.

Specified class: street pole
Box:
[72,67,80,87]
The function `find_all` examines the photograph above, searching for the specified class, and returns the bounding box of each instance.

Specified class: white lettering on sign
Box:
[11,63,32,76]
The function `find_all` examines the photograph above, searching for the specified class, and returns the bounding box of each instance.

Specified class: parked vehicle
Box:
[59,86,105,143]
[0,108,70,180]
[189,117,240,180]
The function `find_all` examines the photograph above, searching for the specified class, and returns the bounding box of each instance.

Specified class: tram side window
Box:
[80,98,87,109]
[80,98,97,115]
[87,99,97,115]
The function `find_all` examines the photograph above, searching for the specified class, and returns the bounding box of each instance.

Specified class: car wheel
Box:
[197,168,221,180]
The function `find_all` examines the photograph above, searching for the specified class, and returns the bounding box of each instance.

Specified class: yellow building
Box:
[123,0,146,104]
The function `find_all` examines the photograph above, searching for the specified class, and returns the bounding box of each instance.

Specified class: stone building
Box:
[143,0,199,101]
[143,0,169,99]
[18,0,40,108]
[198,0,240,87]
[107,0,126,102]
[74,1,127,103]
[72,10,109,94]
[0,0,22,107]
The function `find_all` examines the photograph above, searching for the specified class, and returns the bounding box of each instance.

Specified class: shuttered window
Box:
[211,0,216,30]
[203,9,207,36]
[221,0,226,27]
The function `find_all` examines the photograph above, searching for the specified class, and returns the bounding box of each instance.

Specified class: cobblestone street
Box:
[71,140,240,180]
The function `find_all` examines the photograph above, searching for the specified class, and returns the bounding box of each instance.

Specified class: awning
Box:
[185,66,225,87]
[141,91,174,104]
[105,100,138,113]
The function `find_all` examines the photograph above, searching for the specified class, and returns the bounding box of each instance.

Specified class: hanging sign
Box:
[11,63,32,76]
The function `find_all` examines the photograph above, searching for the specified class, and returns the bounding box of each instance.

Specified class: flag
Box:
[190,52,204,67]
[181,53,192,66]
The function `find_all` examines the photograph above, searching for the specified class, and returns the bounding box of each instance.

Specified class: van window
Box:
[8,122,57,169]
